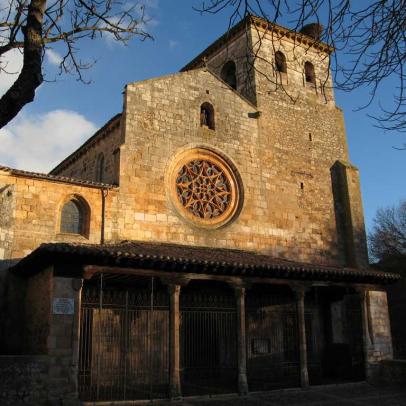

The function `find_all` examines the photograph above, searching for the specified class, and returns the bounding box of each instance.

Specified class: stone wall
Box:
[24,269,52,354]
[176,26,368,267]
[1,272,81,405]
[204,28,257,104]
[0,20,368,270]
[0,355,48,406]
[3,273,27,353]
[0,170,118,260]
[46,276,82,406]
[366,290,394,381]
[0,184,16,260]
[367,290,393,362]
[116,63,360,266]
[331,162,369,268]
[52,117,123,186]
[250,26,335,105]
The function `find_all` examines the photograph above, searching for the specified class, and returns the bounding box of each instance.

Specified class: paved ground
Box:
[162,383,406,406]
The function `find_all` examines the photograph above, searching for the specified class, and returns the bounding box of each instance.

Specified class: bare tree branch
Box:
[0,0,154,129]
[369,200,406,263]
[196,0,406,132]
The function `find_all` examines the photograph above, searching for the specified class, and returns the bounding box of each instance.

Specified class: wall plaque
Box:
[53,298,74,315]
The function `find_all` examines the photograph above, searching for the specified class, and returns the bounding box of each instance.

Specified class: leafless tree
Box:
[369,200,406,263]
[0,0,153,129]
[196,0,406,133]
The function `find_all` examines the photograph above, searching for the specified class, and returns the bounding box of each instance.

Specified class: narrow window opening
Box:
[304,62,316,85]
[309,133,313,141]
[113,148,120,185]
[200,102,215,130]
[275,51,287,73]
[300,182,304,190]
[220,61,237,90]
[60,197,89,236]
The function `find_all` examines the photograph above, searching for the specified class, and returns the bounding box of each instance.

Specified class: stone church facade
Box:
[0,15,399,406]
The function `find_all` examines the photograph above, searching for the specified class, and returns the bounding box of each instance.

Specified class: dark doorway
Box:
[316,287,365,384]
[246,284,300,391]
[180,280,238,396]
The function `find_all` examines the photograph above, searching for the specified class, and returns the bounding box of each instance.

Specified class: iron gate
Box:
[246,288,301,391]
[180,284,238,396]
[345,294,365,381]
[78,274,169,402]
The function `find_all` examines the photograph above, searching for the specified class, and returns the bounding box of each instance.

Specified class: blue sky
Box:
[0,0,404,235]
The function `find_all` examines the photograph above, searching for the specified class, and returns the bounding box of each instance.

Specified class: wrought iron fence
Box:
[180,289,238,396]
[79,275,169,402]
[78,277,364,401]
[246,290,301,391]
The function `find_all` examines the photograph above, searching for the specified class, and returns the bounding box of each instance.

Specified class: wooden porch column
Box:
[293,286,309,388]
[71,278,84,396]
[168,283,182,399]
[234,286,249,395]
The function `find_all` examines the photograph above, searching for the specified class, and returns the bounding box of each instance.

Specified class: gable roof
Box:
[10,240,400,285]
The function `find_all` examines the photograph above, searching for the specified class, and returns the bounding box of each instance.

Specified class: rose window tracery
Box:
[176,159,232,219]
[170,149,241,228]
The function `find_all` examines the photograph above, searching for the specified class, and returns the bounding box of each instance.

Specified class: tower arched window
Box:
[275,51,287,73]
[304,61,316,85]
[60,196,90,236]
[96,153,105,182]
[200,102,215,130]
[220,61,237,90]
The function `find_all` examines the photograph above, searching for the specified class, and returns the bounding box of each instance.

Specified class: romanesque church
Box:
[0,15,399,405]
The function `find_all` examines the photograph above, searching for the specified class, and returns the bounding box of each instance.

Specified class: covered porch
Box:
[7,241,399,404]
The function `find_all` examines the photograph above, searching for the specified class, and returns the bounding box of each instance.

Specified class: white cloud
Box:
[0,48,23,96]
[0,110,97,173]
[46,49,63,66]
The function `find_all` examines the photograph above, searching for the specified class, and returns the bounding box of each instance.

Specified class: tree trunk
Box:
[0,0,46,129]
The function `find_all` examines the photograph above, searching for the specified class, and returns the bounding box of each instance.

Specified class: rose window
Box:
[176,160,231,219]
[170,149,241,228]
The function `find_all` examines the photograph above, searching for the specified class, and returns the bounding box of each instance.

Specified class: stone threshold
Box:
[81,381,368,405]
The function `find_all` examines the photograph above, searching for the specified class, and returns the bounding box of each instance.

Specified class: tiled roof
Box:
[10,241,400,284]
[0,165,115,189]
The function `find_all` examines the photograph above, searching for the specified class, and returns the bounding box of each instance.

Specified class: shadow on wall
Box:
[330,161,369,269]
[0,259,22,354]
[288,161,370,269]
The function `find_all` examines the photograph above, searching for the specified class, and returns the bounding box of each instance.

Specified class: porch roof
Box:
[10,241,400,284]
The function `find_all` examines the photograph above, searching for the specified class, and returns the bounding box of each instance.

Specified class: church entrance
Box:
[78,274,169,402]
[77,273,365,402]
[246,285,301,391]
[180,280,238,396]
[316,287,365,384]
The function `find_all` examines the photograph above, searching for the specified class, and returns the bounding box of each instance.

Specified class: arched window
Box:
[304,61,316,85]
[200,102,215,130]
[60,197,89,236]
[220,61,237,90]
[275,51,287,73]
[96,153,104,182]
